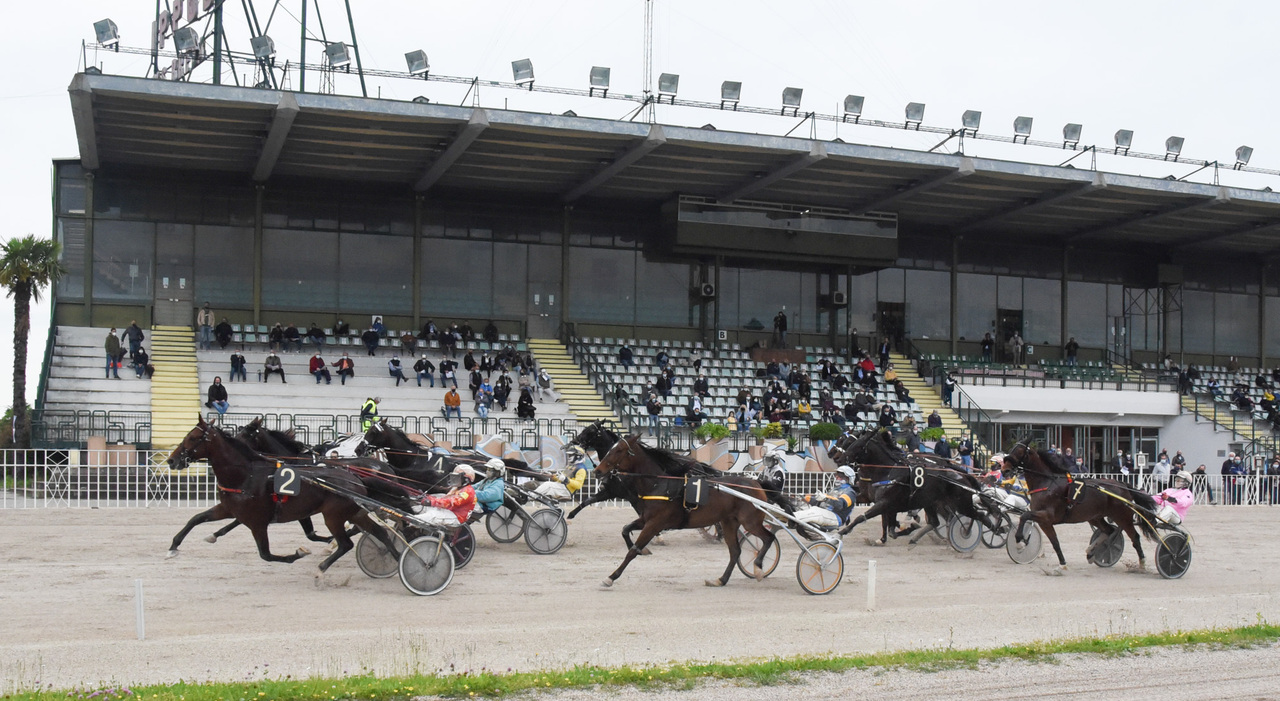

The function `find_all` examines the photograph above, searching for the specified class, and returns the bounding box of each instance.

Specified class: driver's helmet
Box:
[484,458,506,479]
[835,465,855,483]
[450,465,477,487]
[564,444,585,463]
[1171,471,1192,488]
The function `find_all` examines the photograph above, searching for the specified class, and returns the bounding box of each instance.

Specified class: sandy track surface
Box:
[0,505,1276,691]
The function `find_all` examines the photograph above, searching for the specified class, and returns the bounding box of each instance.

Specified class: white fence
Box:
[2,450,1277,509]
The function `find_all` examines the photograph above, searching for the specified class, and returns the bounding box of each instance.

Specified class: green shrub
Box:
[808,422,843,441]
[750,422,785,440]
[694,423,731,441]
[919,427,946,443]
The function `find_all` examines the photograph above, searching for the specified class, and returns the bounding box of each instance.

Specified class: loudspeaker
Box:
[700,282,717,298]
[831,290,848,307]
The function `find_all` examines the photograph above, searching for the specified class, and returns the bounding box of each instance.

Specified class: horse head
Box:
[167,415,214,469]
[595,433,643,476]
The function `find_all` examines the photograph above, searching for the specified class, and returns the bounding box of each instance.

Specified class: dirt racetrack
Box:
[0,504,1276,692]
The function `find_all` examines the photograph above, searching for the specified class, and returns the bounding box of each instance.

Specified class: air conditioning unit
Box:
[700,282,717,299]
[831,290,848,307]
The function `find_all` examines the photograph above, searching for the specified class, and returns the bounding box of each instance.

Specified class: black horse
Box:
[832,428,1004,546]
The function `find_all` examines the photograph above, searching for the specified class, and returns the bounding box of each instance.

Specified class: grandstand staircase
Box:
[149,325,202,449]
[526,339,616,423]
[894,351,987,457]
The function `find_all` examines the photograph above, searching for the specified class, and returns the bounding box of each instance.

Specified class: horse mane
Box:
[214,425,266,462]
[638,444,690,474]
[1034,448,1074,474]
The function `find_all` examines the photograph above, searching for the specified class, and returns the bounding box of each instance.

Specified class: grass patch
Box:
[8,623,1277,700]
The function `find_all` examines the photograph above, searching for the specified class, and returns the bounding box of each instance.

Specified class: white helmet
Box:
[1172,471,1192,487]
[484,458,506,476]
[835,465,855,482]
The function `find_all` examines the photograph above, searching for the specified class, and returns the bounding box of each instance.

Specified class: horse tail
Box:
[1123,487,1160,539]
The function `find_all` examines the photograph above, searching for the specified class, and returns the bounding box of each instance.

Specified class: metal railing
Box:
[206,413,587,452]
[33,300,58,414]
[30,409,152,448]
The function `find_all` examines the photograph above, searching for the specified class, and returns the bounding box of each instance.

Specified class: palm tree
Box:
[0,235,64,449]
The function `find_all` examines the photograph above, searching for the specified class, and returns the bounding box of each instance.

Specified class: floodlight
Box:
[405,50,429,76]
[1063,123,1082,148]
[93,18,119,48]
[412,96,430,104]
[589,66,610,96]
[173,26,200,53]
[720,81,742,110]
[325,42,352,69]
[961,109,982,134]
[250,35,276,60]
[1013,116,1034,143]
[512,59,534,87]
[1164,136,1184,161]
[1235,145,1254,169]
[1114,129,1134,155]
[905,102,925,129]
[655,72,679,104]
[781,87,803,116]
[842,94,864,123]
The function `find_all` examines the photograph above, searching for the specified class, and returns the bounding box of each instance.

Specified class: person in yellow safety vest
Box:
[360,396,381,431]
[533,446,589,501]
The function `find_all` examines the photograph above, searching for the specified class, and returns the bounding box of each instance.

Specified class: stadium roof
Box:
[69,72,1280,256]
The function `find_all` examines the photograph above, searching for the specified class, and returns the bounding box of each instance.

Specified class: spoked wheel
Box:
[485,504,525,543]
[947,515,982,553]
[398,535,456,596]
[524,508,568,555]
[447,523,476,569]
[355,531,399,579]
[735,527,781,579]
[796,542,844,595]
[1087,526,1125,568]
[1155,532,1192,579]
[699,524,724,542]
[981,513,1011,549]
[1006,522,1043,565]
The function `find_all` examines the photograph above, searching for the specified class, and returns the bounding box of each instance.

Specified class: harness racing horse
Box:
[361,419,517,492]
[1003,442,1158,572]
[594,434,776,588]
[165,417,399,579]
[832,429,1005,546]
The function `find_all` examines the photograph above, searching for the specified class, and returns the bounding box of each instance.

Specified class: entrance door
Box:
[876,302,906,352]
[996,308,1024,363]
[154,264,194,327]
[526,246,562,339]
[1110,316,1129,363]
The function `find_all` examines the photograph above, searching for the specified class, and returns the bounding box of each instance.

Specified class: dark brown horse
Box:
[166,417,397,578]
[593,434,775,588]
[1003,442,1158,572]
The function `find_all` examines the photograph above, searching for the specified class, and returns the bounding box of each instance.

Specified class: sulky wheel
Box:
[524,508,568,555]
[355,531,399,579]
[447,523,476,569]
[735,527,781,579]
[1087,526,1125,568]
[398,535,456,596]
[1006,522,1043,565]
[1155,532,1192,579]
[796,542,844,595]
[981,512,1011,549]
[485,504,525,543]
[948,515,982,553]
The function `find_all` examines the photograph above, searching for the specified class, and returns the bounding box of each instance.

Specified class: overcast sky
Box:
[2,0,1278,405]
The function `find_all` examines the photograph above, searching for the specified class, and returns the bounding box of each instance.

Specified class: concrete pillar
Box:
[83,172,95,324]
[252,185,264,326]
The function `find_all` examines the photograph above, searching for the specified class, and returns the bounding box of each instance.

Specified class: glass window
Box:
[568,247,635,323]
[1023,277,1061,347]
[1266,297,1280,356]
[340,233,413,314]
[636,257,693,327]
[1214,292,1258,356]
[904,269,949,340]
[55,218,86,299]
[492,242,528,318]
[194,226,253,307]
[716,267,738,333]
[1066,281,1107,349]
[956,273,995,341]
[421,238,493,318]
[877,268,904,303]
[58,176,86,216]
[1182,291,1213,354]
[738,269,801,331]
[262,229,337,311]
[849,271,876,335]
[92,220,154,301]
[997,276,1023,309]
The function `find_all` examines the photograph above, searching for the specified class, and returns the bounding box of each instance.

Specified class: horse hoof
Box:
[165,549,179,559]
[704,579,725,587]
[1125,560,1148,573]
[203,535,217,544]
[296,547,311,558]
[863,538,885,547]
[753,565,765,582]
[639,548,652,556]
[601,578,614,588]
[1040,565,1067,576]
[653,536,667,546]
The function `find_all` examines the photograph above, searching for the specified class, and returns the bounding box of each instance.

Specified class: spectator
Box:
[371,316,386,336]
[333,352,355,385]
[765,360,781,379]
[443,387,463,419]
[893,379,912,403]
[268,323,284,352]
[310,352,332,384]
[125,320,145,357]
[981,332,994,363]
[196,302,215,350]
[619,343,635,368]
[479,353,493,379]
[690,348,703,371]
[536,368,558,403]
[1193,463,1213,504]
[1176,367,1191,396]
[877,337,891,370]
[942,371,957,407]
[215,318,234,349]
[230,350,247,382]
[655,349,670,369]
[927,410,942,428]
[440,327,458,358]
[360,397,380,432]
[796,396,813,421]
[459,321,474,342]
[463,350,477,373]
[1221,453,1239,505]
[654,372,672,398]
[692,373,710,398]
[132,346,153,379]
[1171,450,1187,471]
[1009,332,1025,367]
[361,327,380,356]
[1152,451,1172,491]
[1263,391,1279,424]
[414,355,435,387]
[849,327,862,358]
[417,319,437,343]
[388,355,409,386]
[469,367,484,399]
[334,318,350,337]
[1226,356,1240,373]
[307,324,327,353]
[1207,377,1222,398]
[440,355,458,388]
[493,377,511,411]
[475,387,493,419]
[1064,336,1079,366]
[104,328,122,380]
[483,321,499,344]
[884,364,899,383]
[684,395,708,427]
[1257,371,1273,391]
[206,377,229,417]
[263,352,286,383]
[957,432,974,469]
[516,387,536,420]
[773,310,788,348]
[878,403,896,428]
[1232,384,1255,412]
[645,393,663,436]
[934,433,952,460]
